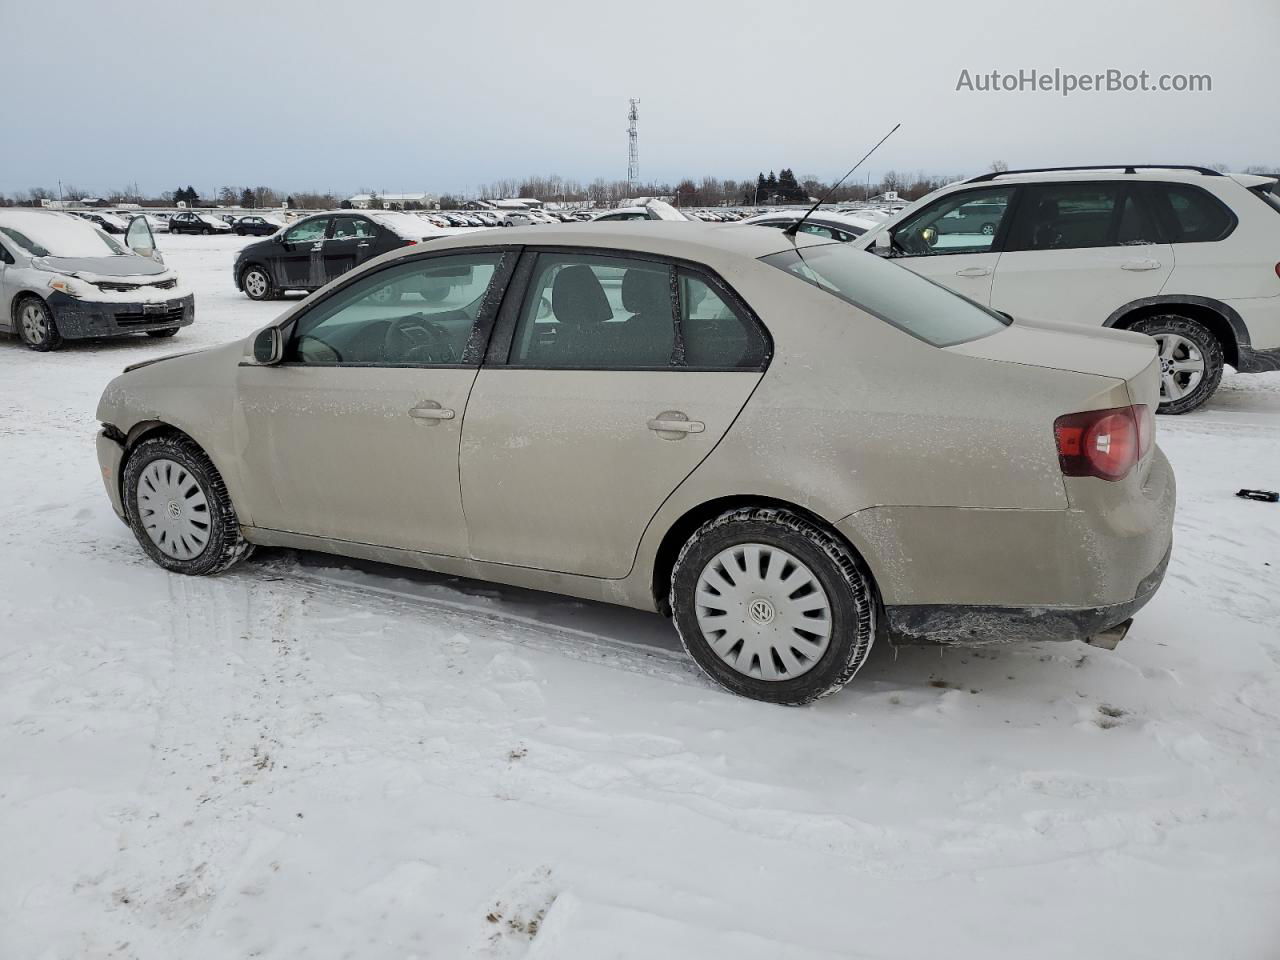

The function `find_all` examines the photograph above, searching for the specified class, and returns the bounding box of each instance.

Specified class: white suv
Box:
[855,165,1280,413]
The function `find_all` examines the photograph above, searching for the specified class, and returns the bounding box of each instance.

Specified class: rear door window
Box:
[1004,183,1126,251]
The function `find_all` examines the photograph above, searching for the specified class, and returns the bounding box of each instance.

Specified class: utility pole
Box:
[627,98,640,196]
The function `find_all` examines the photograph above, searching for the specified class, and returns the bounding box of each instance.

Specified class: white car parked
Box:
[854,165,1280,412]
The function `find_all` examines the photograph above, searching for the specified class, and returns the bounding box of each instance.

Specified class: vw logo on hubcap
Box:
[166,500,182,520]
[748,598,776,625]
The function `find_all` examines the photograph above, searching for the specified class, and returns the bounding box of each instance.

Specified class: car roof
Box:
[406,221,829,261]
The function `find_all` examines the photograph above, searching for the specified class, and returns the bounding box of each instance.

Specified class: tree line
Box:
[2,163,1276,209]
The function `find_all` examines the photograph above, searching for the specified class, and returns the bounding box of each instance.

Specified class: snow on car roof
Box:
[0,209,129,258]
[368,211,454,239]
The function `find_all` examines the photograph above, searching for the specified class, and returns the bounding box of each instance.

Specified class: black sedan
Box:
[234,215,285,237]
[233,211,449,300]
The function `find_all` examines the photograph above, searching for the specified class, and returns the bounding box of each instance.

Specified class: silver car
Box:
[1,210,192,350]
[95,223,1174,704]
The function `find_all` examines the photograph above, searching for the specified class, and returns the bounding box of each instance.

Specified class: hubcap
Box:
[136,458,212,560]
[20,304,47,342]
[694,543,832,682]
[245,271,267,297]
[1153,332,1205,403]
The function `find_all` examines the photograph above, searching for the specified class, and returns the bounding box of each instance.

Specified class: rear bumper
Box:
[884,546,1169,645]
[837,446,1175,644]
[49,291,194,338]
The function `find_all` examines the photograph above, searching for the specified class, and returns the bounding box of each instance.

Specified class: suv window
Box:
[891,187,1013,256]
[509,253,676,368]
[286,252,504,366]
[679,271,768,368]
[1148,183,1236,242]
[1006,183,1142,251]
[0,241,13,264]
[332,216,376,239]
[285,217,330,243]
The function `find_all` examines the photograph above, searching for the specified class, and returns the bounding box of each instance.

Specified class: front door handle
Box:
[409,402,455,422]
[954,266,992,278]
[648,411,705,438]
[1121,259,1161,271]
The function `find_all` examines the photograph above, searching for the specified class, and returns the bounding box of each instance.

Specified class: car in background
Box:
[169,211,234,235]
[591,199,695,222]
[234,210,458,300]
[234,215,286,237]
[0,209,192,350]
[97,222,1173,705]
[741,210,879,242]
[75,211,131,234]
[853,164,1280,413]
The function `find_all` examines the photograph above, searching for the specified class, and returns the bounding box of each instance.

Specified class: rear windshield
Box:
[761,243,1009,347]
[0,217,128,258]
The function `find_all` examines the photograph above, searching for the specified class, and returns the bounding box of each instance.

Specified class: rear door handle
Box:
[1121,259,1161,271]
[648,411,705,437]
[954,266,992,278]
[409,402,455,421]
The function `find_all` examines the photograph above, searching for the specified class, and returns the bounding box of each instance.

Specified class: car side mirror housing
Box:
[253,327,284,364]
[873,232,893,257]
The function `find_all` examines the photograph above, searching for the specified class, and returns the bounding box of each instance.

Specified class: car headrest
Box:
[621,267,669,318]
[552,265,611,327]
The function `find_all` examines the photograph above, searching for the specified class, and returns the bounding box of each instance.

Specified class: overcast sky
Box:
[2,0,1276,198]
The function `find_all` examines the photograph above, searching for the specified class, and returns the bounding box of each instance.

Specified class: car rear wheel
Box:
[670,507,876,705]
[16,297,62,352]
[1130,314,1224,415]
[146,327,180,338]
[242,266,273,301]
[122,435,253,576]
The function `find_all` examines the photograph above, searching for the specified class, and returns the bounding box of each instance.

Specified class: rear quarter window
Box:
[1150,183,1237,242]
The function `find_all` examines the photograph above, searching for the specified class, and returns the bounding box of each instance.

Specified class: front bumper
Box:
[97,428,127,520]
[48,291,194,339]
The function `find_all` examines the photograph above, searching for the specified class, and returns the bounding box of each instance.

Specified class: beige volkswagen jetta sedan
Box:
[96,223,1174,704]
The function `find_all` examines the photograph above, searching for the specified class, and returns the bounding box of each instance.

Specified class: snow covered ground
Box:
[2,233,1278,959]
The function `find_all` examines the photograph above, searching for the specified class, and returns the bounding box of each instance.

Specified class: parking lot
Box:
[1,231,1278,956]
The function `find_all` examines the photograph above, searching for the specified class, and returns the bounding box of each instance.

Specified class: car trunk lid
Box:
[946,315,1159,404]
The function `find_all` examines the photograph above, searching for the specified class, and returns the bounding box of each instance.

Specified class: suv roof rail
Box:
[966,164,1225,183]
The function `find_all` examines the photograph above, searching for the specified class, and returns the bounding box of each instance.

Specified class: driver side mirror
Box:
[873,232,893,257]
[253,326,284,365]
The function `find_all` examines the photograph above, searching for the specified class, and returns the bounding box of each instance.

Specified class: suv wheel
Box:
[122,435,253,575]
[670,507,876,705]
[242,266,273,301]
[1130,314,1224,415]
[16,297,62,351]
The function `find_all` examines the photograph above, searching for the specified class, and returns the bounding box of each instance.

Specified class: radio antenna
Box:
[783,123,901,238]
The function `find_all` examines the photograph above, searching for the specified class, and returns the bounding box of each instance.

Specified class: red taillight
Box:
[1134,403,1154,459]
[403,239,418,246]
[1274,262,1280,281]
[1054,405,1143,481]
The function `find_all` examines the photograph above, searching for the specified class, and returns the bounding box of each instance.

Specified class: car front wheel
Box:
[122,435,253,575]
[670,507,877,705]
[242,266,273,301]
[1131,314,1224,414]
[16,297,62,351]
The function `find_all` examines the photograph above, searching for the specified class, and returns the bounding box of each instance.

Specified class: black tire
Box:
[122,434,253,576]
[1130,314,1224,415]
[241,265,274,301]
[670,507,876,705]
[15,296,63,352]
[146,327,180,338]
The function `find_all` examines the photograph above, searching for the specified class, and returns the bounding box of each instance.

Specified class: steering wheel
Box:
[383,314,457,364]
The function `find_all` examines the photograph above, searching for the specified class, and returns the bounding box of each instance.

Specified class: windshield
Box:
[761,243,1009,347]
[0,216,129,258]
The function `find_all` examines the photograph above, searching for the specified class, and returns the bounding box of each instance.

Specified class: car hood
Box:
[946,315,1157,383]
[33,255,167,278]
